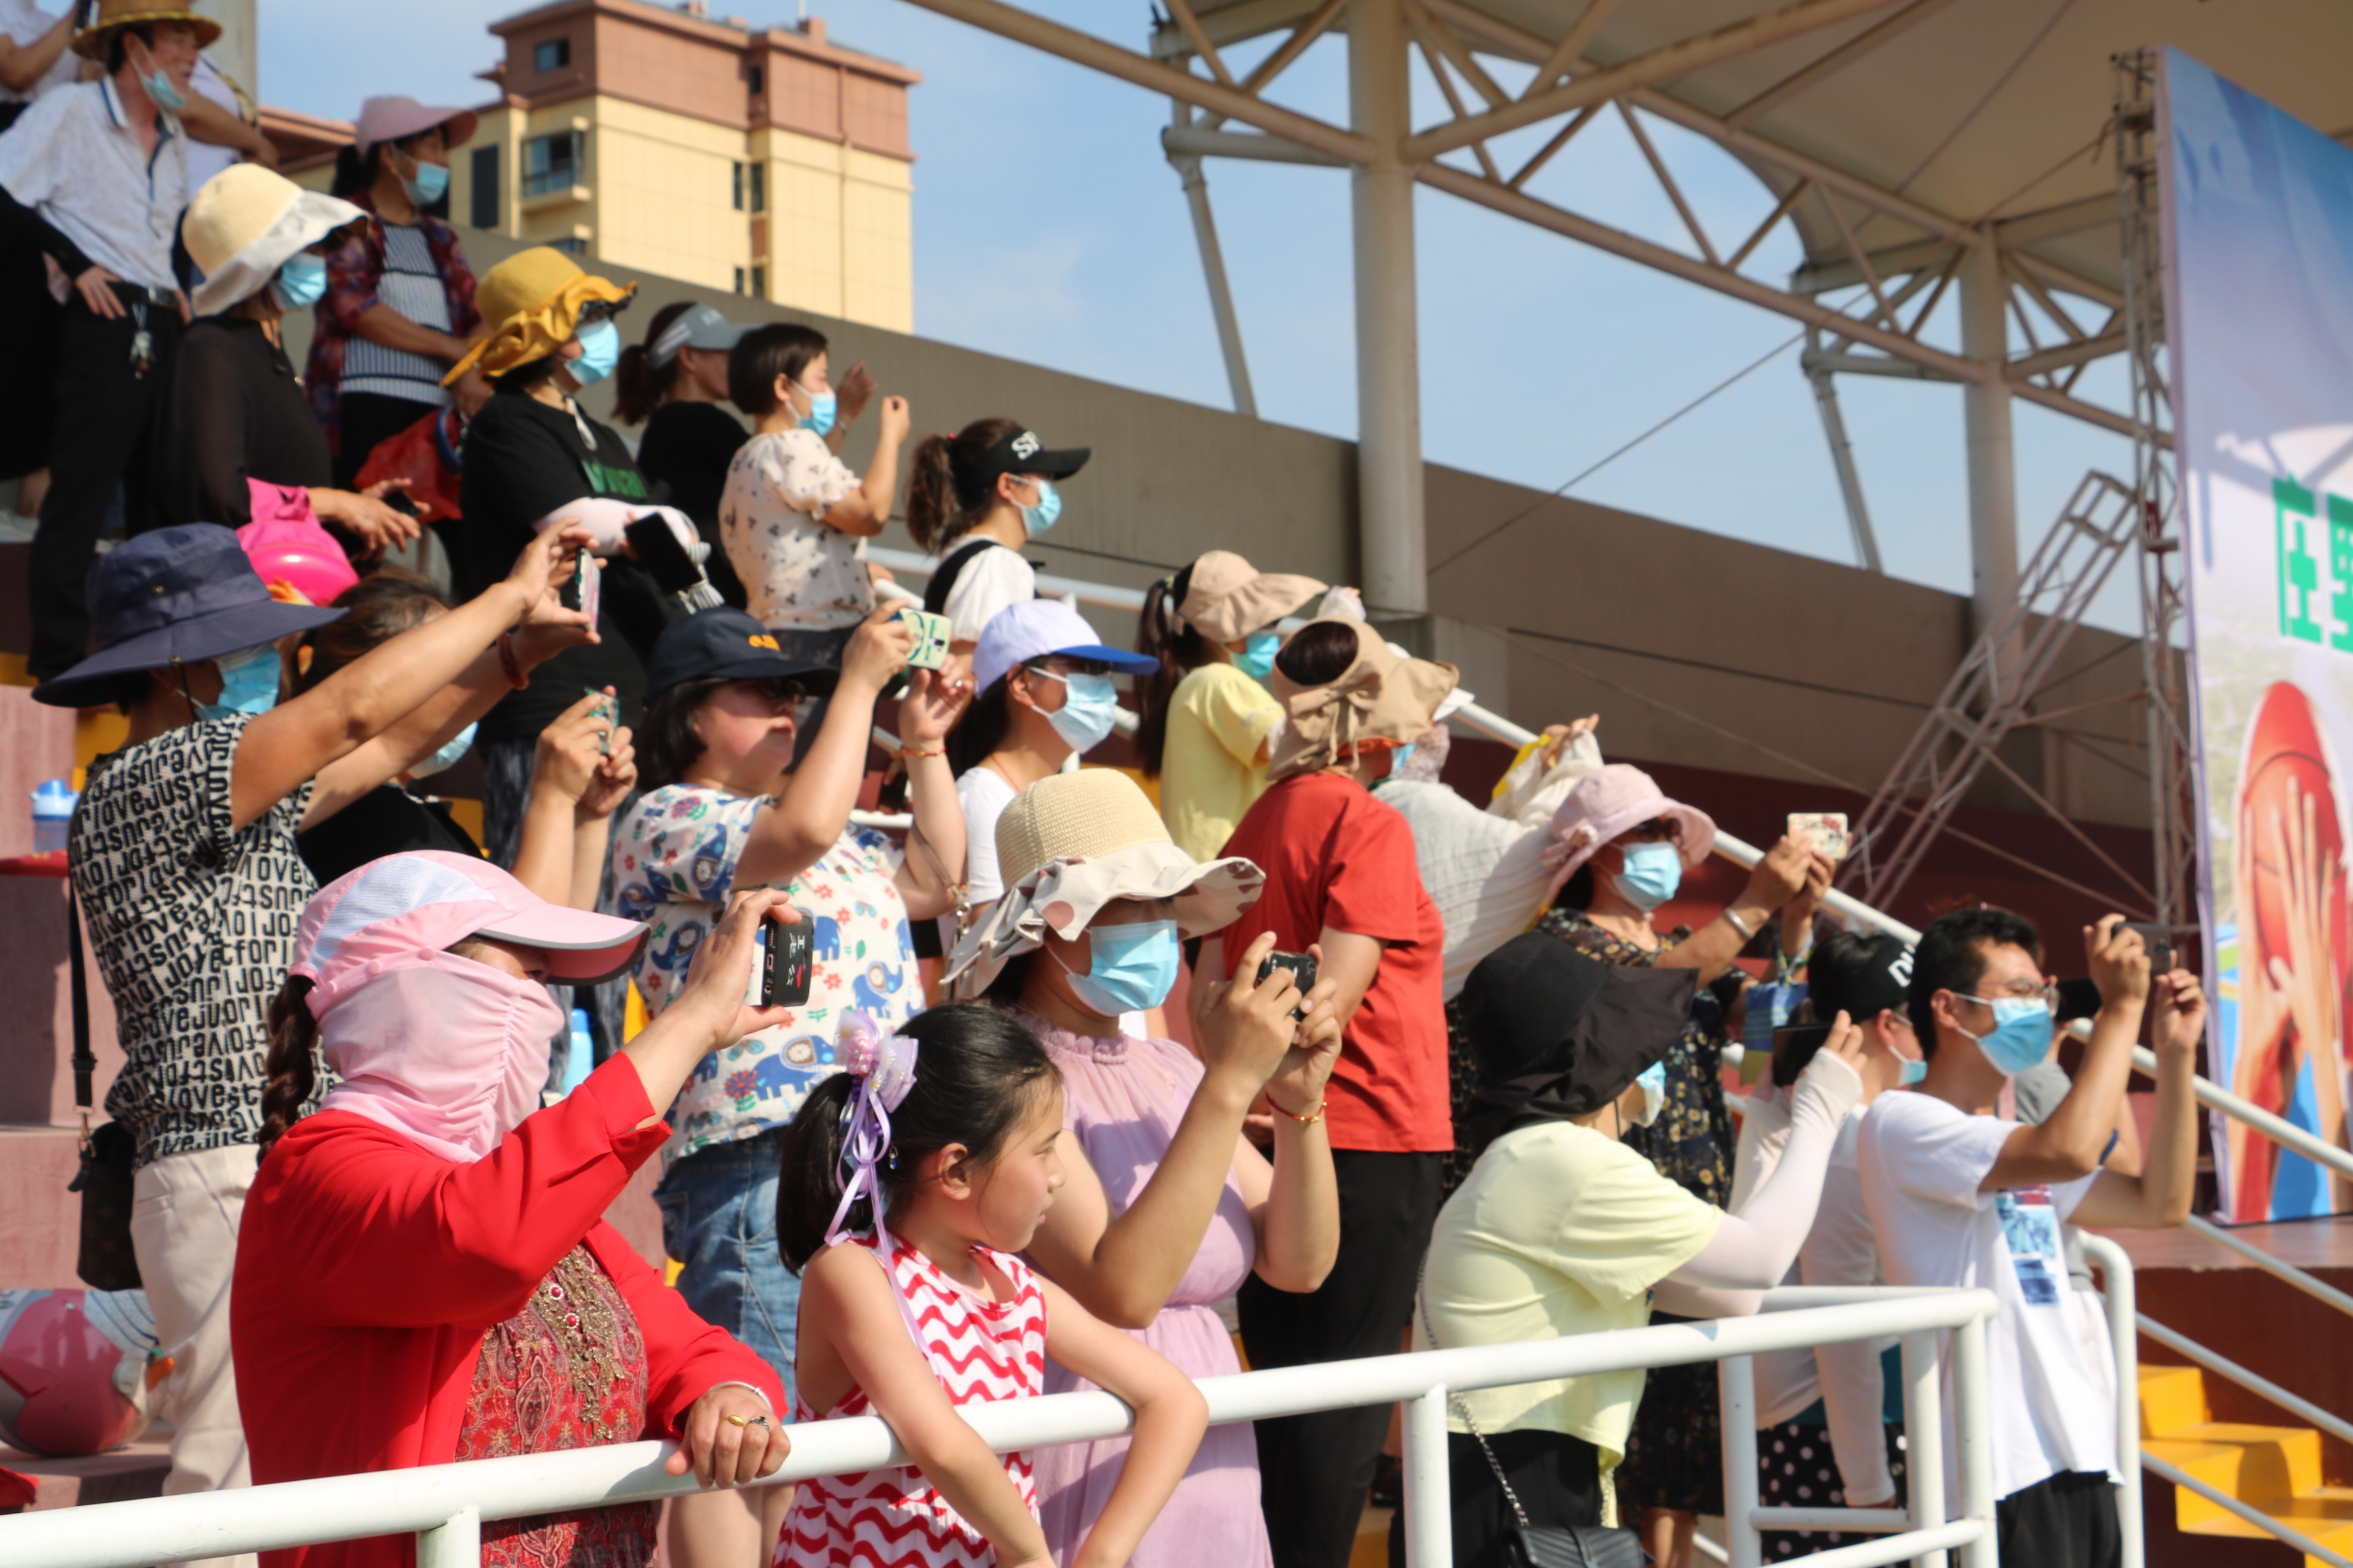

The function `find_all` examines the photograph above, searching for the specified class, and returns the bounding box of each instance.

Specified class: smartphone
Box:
[562,550,601,623]
[747,917,815,1010]
[2054,977,2104,1022]
[1770,1022,1834,1087]
[624,513,707,596]
[1257,950,1318,993]
[582,688,619,755]
[1788,812,1850,861]
[2121,921,2176,974]
[897,606,952,671]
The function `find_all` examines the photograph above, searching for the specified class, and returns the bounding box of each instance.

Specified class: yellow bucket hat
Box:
[445,247,633,384]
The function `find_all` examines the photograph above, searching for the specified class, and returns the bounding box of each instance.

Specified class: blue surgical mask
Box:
[1020,478,1062,537]
[1387,741,1415,779]
[409,721,478,779]
[1957,995,2055,1077]
[271,252,328,312]
[1056,918,1180,1016]
[1898,1055,1928,1087]
[1234,629,1280,683]
[1611,841,1683,911]
[399,157,450,207]
[796,384,837,437]
[142,68,188,113]
[571,319,620,386]
[193,644,282,721]
[1034,668,1119,756]
[1632,1060,1668,1127]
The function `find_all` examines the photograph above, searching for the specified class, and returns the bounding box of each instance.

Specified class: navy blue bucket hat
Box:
[33,524,347,708]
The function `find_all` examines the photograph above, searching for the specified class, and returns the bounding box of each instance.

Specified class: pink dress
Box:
[780,1233,1048,1568]
[1021,1013,1274,1568]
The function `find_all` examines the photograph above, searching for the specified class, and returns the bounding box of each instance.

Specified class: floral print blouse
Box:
[718,428,870,632]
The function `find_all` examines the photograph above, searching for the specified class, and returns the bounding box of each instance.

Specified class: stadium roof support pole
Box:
[1351,0,1428,613]
[1960,234,2023,699]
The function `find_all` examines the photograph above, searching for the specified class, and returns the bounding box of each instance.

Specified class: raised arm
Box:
[734,605,913,889]
[2071,970,2204,1229]
[1651,836,1823,986]
[890,665,973,920]
[248,527,587,832]
[1981,917,2149,1191]
[814,395,909,538]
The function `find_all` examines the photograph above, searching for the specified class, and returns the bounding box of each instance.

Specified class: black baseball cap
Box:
[644,608,842,700]
[954,423,1089,505]
[1808,931,1914,1025]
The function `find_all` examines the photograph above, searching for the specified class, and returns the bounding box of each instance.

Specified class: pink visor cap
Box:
[291,851,647,1016]
[1542,764,1718,905]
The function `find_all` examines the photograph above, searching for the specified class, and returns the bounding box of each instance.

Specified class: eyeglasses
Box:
[1956,982,2058,1011]
[576,301,619,327]
[1022,657,1112,680]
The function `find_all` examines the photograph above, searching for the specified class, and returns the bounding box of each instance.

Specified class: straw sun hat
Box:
[444,246,634,384]
[184,164,364,317]
[942,769,1265,999]
[73,0,220,58]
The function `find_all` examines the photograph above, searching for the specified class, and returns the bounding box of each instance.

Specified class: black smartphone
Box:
[624,513,707,596]
[1771,1022,1834,1087]
[2121,921,2176,975]
[747,918,815,1010]
[1257,950,1317,994]
[2054,977,2104,1022]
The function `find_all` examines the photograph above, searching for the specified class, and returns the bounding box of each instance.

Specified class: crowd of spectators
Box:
[0,14,2202,1568]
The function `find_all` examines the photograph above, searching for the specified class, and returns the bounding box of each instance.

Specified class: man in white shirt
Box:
[1859,907,2204,1568]
[0,4,202,679]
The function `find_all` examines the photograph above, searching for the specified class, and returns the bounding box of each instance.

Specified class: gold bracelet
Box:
[1269,1097,1325,1125]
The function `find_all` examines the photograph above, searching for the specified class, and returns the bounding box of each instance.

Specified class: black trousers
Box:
[1386,1429,1603,1568]
[30,291,181,679]
[1995,1471,2122,1568]
[334,389,442,489]
[1240,1149,1443,1568]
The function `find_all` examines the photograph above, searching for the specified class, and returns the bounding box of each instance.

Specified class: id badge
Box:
[1995,1188,2064,1306]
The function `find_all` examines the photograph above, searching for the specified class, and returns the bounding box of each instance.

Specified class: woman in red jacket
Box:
[233,850,804,1568]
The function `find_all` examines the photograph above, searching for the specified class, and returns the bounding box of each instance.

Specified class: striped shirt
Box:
[339,222,452,406]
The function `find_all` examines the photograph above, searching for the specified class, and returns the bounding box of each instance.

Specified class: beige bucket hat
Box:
[942,769,1265,1000]
[185,164,365,317]
[1267,619,1457,784]
[1180,551,1327,645]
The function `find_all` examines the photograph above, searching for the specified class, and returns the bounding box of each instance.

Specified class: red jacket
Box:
[233,1057,783,1568]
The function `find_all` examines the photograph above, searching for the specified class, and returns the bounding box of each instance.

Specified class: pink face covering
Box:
[315,950,567,1164]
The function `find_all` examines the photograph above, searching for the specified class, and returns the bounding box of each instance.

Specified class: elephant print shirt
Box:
[613,783,919,1169]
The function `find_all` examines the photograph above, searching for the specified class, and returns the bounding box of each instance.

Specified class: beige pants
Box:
[130,1143,260,1568]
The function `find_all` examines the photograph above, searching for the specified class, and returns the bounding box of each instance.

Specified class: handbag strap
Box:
[1415,1259,1538,1532]
[68,881,93,1119]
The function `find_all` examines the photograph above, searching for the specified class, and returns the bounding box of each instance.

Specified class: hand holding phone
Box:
[745,914,816,1010]
[1788,812,1850,861]
[896,606,952,671]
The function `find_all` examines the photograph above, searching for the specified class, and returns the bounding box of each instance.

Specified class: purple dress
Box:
[1020,1012,1274,1568]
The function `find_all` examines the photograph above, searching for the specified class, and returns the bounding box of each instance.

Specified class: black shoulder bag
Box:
[63,882,141,1290]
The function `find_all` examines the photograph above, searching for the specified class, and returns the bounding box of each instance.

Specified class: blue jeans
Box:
[654,1128,799,1377]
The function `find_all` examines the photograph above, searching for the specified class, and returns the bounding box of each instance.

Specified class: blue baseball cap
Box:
[644,607,842,700]
[973,599,1157,692]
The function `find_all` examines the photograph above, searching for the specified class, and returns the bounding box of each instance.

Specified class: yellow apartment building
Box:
[273,0,917,332]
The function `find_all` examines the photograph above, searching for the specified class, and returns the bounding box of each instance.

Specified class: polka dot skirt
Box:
[1758,1419,1909,1562]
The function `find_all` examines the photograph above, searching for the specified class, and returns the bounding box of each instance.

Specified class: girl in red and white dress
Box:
[778,1005,1208,1568]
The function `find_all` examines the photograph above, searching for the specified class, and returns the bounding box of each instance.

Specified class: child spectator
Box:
[777,1004,1209,1568]
[719,322,909,664]
[1134,552,1324,862]
[906,418,1090,656]
[1202,618,1455,1568]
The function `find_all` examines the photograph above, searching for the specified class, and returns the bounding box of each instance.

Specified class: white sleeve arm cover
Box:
[1665,1051,1863,1292]
[532,500,707,562]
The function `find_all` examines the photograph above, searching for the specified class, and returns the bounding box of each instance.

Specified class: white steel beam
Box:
[1164,125,1348,165]
[1405,0,1904,160]
[1351,0,1429,612]
[899,0,1377,166]
[1170,153,1260,417]
[1960,238,2022,695]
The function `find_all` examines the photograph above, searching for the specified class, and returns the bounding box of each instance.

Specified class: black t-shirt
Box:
[453,381,671,742]
[147,315,334,530]
[637,399,749,609]
[297,781,482,889]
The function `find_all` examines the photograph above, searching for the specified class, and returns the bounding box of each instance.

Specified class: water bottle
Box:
[30,778,75,854]
[560,1007,596,1098]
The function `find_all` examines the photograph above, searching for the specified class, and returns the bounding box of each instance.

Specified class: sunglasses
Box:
[748,677,808,705]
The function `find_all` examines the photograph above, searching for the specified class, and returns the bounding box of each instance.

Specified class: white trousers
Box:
[130,1142,260,1568]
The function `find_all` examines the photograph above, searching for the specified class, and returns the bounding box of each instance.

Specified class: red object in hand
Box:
[0,851,68,878]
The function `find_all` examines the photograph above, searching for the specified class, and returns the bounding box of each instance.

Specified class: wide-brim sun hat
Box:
[1540,762,1717,905]
[446,246,634,384]
[73,0,220,58]
[33,523,345,708]
[185,164,365,317]
[973,599,1157,693]
[352,95,479,156]
[942,769,1264,998]
[1266,618,1457,784]
[1180,551,1326,645]
[292,850,648,1017]
[1460,933,1697,1138]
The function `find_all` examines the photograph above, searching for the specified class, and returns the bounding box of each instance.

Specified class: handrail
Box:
[2141,1453,2353,1568]
[2079,1234,2145,1568]
[2135,1312,2353,1452]
[2177,1213,2353,1316]
[0,1293,1997,1568]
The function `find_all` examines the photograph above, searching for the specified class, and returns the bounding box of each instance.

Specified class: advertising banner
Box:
[2168,49,2353,1220]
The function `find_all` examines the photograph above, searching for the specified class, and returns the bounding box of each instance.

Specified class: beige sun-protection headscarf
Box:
[942,769,1264,999]
[444,246,634,384]
[1266,619,1457,784]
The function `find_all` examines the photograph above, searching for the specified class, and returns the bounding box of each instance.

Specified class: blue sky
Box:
[257,0,2138,628]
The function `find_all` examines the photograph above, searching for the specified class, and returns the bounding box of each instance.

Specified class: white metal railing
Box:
[0,1294,1999,1568]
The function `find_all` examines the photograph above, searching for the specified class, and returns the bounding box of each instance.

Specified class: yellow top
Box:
[1157,661,1284,862]
[1418,1121,1722,1484]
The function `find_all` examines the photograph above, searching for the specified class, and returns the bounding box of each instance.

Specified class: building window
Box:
[523,130,582,198]
[469,145,500,229]
[534,37,570,72]
[551,236,588,255]
[750,265,766,298]
[732,161,744,211]
[733,267,747,295]
[748,65,764,95]
[748,163,765,214]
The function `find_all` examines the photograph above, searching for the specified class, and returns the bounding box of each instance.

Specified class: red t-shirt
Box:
[1218,772,1452,1153]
